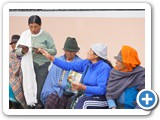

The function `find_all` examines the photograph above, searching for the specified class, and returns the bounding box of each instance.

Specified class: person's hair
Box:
[28,15,41,25]
[101,58,113,68]
[94,52,113,68]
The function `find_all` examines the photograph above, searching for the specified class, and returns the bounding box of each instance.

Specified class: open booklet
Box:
[65,70,82,94]
[32,47,38,51]
[17,44,39,52]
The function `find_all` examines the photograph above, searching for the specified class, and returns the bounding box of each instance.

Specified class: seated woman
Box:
[106,45,145,109]
[39,43,113,109]
[41,37,82,109]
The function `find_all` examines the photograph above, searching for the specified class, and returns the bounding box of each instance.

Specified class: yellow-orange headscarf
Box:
[115,45,141,72]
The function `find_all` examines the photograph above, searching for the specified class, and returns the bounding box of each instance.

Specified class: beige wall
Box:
[9,16,145,67]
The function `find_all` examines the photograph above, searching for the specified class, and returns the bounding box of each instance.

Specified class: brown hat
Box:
[63,37,80,52]
[9,35,20,45]
[114,51,122,61]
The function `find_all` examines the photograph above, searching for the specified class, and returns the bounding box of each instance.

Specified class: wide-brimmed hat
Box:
[91,43,107,60]
[114,51,122,61]
[63,37,80,52]
[9,35,20,45]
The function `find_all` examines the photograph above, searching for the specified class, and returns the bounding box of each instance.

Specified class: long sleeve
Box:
[43,33,57,56]
[107,99,116,108]
[84,63,111,96]
[31,30,57,65]
[53,58,88,73]
[16,48,23,56]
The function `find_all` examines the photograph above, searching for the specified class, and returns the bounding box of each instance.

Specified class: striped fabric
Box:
[74,95,108,109]
[83,101,108,109]
[9,50,28,109]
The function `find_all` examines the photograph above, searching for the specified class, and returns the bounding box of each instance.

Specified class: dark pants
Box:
[74,95,108,109]
[33,62,50,103]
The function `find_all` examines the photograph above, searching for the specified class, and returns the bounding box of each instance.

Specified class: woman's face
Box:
[87,49,98,62]
[29,23,41,34]
[64,50,77,61]
[115,60,126,71]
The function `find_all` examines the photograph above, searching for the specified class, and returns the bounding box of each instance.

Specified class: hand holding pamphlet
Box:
[65,71,82,94]
[17,44,41,54]
[17,44,29,54]
[17,44,29,49]
[32,46,38,51]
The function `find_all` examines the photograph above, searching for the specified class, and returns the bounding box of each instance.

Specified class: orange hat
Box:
[121,45,141,71]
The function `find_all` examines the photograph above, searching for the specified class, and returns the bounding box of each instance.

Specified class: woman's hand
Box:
[38,48,54,61]
[33,47,42,54]
[22,47,29,54]
[71,82,86,91]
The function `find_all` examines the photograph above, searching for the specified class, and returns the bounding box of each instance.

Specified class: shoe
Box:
[27,105,35,109]
[35,103,43,109]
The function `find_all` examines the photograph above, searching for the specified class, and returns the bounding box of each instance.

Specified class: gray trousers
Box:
[33,62,50,103]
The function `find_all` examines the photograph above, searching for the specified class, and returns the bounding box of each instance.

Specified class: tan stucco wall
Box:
[9,16,145,67]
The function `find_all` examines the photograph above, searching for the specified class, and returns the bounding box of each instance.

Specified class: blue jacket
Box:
[40,55,81,105]
[53,58,112,96]
[108,86,138,109]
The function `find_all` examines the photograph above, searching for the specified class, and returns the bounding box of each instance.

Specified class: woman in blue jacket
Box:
[39,43,112,109]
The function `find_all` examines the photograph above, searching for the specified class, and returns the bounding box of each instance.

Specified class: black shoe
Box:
[35,103,43,109]
[27,105,35,109]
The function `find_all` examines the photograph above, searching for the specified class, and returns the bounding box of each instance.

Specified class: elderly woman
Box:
[106,45,145,109]
[39,43,113,109]
[41,37,82,109]
[9,35,27,109]
[16,15,57,109]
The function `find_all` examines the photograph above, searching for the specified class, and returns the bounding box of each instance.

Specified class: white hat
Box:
[91,43,107,60]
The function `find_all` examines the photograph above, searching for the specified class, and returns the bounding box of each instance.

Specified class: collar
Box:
[89,59,103,68]
[63,55,78,62]
[31,29,43,37]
